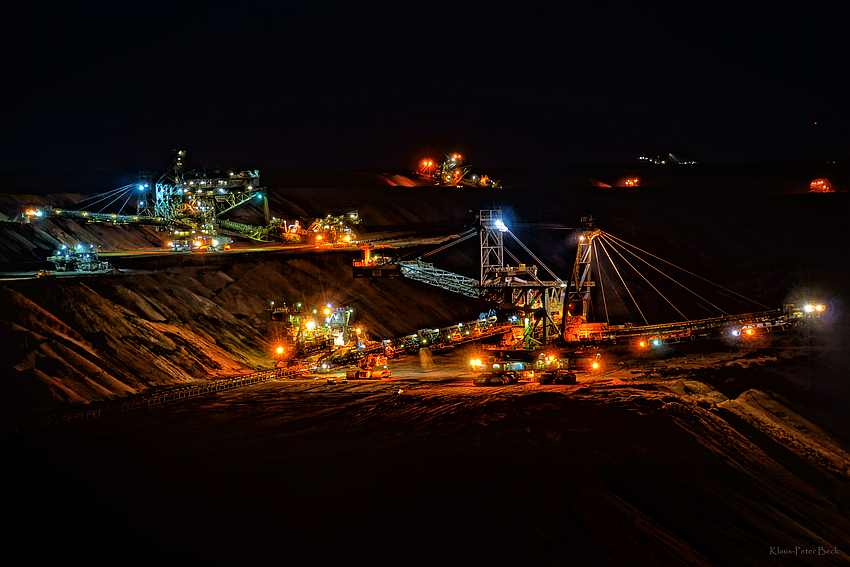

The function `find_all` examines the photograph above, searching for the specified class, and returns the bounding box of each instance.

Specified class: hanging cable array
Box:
[418,229,477,258]
[96,185,137,214]
[600,233,730,317]
[600,231,768,310]
[601,235,689,322]
[592,238,610,325]
[69,184,135,210]
[504,228,562,282]
[596,237,648,325]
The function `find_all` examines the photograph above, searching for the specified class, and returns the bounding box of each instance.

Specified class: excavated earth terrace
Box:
[1,166,849,566]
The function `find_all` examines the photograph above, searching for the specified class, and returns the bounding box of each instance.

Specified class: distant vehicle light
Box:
[804,304,815,313]
[816,304,825,312]
[638,340,647,347]
[745,328,755,336]
[731,329,741,336]
[652,339,661,346]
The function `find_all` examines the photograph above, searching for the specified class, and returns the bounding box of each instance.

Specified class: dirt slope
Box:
[2,376,848,566]
[0,254,480,414]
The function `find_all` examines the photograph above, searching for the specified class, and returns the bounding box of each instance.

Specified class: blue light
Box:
[652,339,661,346]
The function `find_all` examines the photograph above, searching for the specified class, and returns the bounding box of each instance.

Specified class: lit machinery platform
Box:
[354,209,829,355]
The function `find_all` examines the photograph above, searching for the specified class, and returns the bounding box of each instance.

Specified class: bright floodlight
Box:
[804,304,815,313]
[816,304,825,312]
[276,346,284,355]
[495,219,507,232]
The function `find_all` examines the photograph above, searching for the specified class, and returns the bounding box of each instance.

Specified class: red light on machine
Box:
[810,178,833,193]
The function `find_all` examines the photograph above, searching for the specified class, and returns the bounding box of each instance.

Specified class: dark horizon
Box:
[3,2,847,173]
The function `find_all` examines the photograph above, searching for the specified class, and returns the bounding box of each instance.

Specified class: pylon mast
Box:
[479,209,505,286]
[567,216,601,322]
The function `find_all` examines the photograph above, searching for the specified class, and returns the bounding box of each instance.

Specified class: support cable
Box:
[117,188,136,215]
[504,247,523,266]
[420,229,477,258]
[593,238,610,325]
[400,229,477,261]
[602,231,769,309]
[601,234,729,316]
[600,260,628,319]
[601,235,688,321]
[597,237,648,325]
[505,228,562,282]
[96,186,136,213]
[69,185,133,209]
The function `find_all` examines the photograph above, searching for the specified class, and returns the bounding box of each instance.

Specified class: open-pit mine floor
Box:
[3,346,849,567]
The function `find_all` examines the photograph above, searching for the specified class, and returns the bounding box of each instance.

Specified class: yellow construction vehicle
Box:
[346,353,391,379]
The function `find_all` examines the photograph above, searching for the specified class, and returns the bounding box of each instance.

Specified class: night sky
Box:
[2,1,846,172]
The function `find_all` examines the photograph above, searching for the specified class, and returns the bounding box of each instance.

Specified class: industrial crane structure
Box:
[354,207,829,382]
[22,150,362,254]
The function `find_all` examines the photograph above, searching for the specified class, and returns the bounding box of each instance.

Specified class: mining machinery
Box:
[810,178,833,192]
[46,244,110,272]
[23,150,363,252]
[416,154,501,188]
[351,208,831,385]
[345,353,391,380]
[136,150,277,248]
[306,211,360,245]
